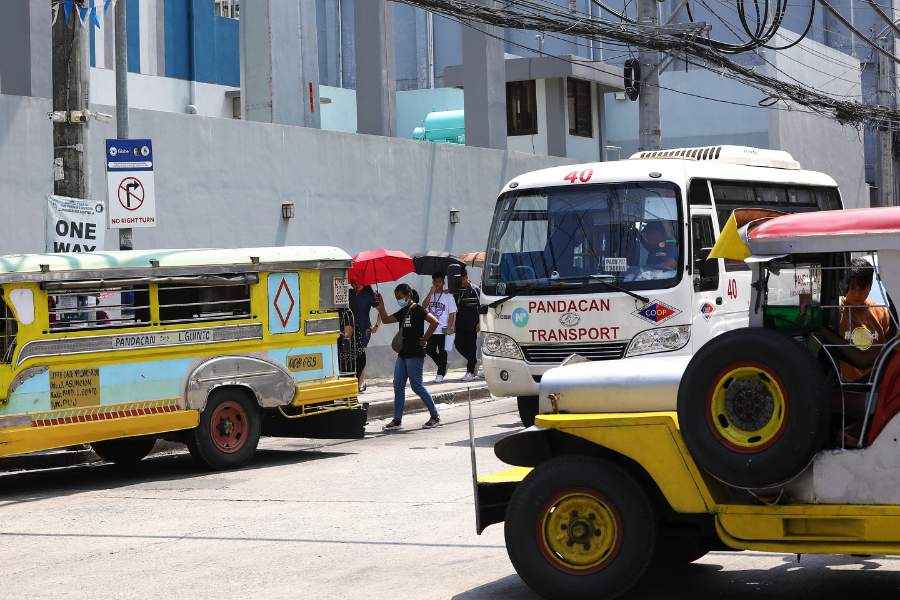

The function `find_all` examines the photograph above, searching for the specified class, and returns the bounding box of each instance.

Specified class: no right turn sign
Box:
[106,139,156,229]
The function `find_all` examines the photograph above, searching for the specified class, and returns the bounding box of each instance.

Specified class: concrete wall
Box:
[0,94,575,375]
[768,39,868,210]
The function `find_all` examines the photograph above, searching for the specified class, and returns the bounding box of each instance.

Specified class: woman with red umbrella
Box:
[373,284,443,431]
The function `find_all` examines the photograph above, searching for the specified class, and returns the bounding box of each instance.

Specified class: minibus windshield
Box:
[484,182,682,295]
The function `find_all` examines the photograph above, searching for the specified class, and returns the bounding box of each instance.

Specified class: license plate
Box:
[287,353,323,372]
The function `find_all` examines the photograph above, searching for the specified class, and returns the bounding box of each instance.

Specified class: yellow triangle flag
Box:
[709,212,751,260]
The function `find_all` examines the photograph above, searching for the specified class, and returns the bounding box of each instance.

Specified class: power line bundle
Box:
[392,0,898,129]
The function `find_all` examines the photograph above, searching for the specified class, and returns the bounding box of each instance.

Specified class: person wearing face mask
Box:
[374,284,442,431]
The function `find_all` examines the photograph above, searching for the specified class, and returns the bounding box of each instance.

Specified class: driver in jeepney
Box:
[640,220,677,270]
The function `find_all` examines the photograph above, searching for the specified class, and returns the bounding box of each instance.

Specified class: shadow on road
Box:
[0,446,350,505]
[627,552,900,599]
[451,574,542,599]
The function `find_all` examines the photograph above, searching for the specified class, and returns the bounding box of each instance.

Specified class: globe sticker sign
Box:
[106,139,156,229]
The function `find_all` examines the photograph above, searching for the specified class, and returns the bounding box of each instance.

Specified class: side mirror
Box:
[694,248,719,292]
[447,263,462,294]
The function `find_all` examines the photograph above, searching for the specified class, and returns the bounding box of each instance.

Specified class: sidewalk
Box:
[359,367,493,421]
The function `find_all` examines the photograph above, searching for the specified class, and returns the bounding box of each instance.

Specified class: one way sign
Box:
[106,139,156,229]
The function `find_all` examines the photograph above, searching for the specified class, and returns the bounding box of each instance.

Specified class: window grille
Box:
[506,80,538,136]
[49,286,151,331]
[157,282,251,325]
[567,78,593,137]
[0,297,17,364]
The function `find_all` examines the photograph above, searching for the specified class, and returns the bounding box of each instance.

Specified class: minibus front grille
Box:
[521,342,628,364]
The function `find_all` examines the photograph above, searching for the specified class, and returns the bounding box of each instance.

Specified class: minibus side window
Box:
[49,286,151,330]
[157,283,251,325]
[0,297,17,363]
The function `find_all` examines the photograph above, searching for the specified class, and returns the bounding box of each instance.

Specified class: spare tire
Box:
[677,328,830,488]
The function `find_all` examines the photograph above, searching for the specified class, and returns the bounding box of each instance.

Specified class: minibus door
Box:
[690,209,725,350]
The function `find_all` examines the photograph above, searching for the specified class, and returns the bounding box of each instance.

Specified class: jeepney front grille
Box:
[305,317,341,335]
[521,342,628,364]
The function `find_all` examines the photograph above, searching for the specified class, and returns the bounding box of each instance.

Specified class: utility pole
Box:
[115,0,132,250]
[52,7,86,199]
[637,0,661,151]
[879,37,893,208]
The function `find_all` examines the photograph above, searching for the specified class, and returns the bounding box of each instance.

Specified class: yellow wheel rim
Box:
[708,362,787,451]
[539,489,620,573]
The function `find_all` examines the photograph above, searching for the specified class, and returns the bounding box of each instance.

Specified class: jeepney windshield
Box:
[483,182,682,295]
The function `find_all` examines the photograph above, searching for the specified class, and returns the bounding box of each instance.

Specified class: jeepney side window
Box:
[49,286,151,330]
[0,296,17,364]
[157,282,251,325]
[691,215,715,262]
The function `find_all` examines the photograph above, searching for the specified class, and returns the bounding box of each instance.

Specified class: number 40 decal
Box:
[564,169,593,183]
[727,278,738,299]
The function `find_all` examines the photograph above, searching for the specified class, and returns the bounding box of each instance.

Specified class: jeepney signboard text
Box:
[50,368,100,409]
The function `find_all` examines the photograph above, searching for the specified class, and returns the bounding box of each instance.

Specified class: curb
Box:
[364,386,494,421]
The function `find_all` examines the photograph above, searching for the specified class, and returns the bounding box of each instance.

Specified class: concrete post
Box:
[415,9,434,90]
[52,6,85,199]
[115,0,132,250]
[324,0,343,87]
[240,0,321,128]
[879,37,892,207]
[597,83,608,161]
[637,0,661,151]
[355,0,397,136]
[545,78,568,158]
[461,4,506,150]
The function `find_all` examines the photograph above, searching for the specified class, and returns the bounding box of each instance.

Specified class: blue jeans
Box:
[393,356,438,420]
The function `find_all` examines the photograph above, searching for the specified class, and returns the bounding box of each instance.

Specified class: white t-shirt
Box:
[427,291,457,332]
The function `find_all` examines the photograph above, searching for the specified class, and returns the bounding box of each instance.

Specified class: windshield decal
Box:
[632,300,681,325]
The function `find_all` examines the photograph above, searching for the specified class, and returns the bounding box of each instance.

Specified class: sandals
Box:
[422,415,442,429]
[382,418,402,431]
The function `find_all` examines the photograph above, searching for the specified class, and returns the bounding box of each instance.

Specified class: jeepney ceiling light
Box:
[282,202,295,219]
[450,208,460,224]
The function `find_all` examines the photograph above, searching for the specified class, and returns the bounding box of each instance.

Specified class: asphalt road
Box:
[1,397,900,599]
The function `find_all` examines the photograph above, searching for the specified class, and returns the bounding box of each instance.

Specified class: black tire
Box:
[518,396,539,427]
[91,437,156,465]
[185,388,261,471]
[505,455,657,600]
[677,328,830,488]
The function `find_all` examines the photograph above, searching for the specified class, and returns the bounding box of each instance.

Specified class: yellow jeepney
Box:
[0,246,364,470]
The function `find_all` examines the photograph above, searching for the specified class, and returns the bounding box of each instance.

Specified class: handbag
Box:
[391,303,414,353]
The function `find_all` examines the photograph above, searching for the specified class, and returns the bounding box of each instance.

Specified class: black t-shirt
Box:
[455,283,481,330]
[393,303,429,358]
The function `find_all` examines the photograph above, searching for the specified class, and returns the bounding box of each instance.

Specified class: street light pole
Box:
[115,0,132,250]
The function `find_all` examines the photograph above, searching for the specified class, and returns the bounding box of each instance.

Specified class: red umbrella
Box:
[348,249,415,288]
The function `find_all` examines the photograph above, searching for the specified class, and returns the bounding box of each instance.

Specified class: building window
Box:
[567,78,592,137]
[507,81,538,136]
[215,0,239,18]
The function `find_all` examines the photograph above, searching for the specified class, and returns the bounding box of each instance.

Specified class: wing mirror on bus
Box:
[447,264,462,294]
[694,247,720,292]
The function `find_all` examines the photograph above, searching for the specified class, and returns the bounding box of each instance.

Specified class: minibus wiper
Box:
[589,276,650,304]
[488,284,585,308]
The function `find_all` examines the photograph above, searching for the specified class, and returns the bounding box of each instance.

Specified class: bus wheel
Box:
[186,388,261,471]
[91,438,156,465]
[518,396,539,427]
[505,456,656,600]
[678,328,830,488]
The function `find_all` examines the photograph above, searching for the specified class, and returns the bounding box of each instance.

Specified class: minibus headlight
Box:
[625,325,691,357]
[483,333,524,360]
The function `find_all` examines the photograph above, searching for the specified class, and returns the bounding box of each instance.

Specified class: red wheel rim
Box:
[703,360,790,454]
[535,487,623,575]
[209,401,249,454]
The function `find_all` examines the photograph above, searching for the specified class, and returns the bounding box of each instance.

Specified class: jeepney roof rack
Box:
[627,145,801,170]
[0,246,352,284]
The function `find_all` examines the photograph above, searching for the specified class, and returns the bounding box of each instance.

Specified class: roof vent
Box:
[628,145,801,169]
